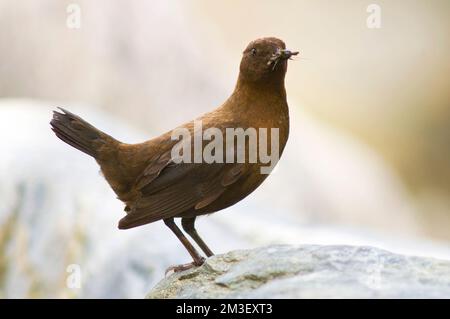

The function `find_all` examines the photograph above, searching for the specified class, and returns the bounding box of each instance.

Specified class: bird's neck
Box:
[227,75,288,118]
[235,72,287,98]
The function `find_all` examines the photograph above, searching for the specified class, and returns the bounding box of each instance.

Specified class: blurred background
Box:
[0,0,449,298]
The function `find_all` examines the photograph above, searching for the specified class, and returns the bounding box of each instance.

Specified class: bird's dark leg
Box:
[182,217,214,257]
[164,218,205,273]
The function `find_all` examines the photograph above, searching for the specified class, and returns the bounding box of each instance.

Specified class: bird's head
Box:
[239,37,298,85]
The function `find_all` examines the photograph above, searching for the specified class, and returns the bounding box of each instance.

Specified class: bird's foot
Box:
[165,257,205,276]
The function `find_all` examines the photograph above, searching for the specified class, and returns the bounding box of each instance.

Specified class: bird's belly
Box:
[178,171,268,218]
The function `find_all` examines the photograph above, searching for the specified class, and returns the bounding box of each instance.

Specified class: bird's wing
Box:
[118,150,246,229]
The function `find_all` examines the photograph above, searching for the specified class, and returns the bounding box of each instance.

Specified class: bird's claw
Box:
[165,257,206,276]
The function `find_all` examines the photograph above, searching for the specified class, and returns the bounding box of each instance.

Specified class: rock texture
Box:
[147,245,450,299]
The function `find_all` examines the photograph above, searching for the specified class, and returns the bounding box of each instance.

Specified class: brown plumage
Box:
[50,37,297,271]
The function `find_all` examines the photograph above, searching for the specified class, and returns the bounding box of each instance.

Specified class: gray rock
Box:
[147,245,450,299]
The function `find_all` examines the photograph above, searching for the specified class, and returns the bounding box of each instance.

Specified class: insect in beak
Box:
[268,49,299,70]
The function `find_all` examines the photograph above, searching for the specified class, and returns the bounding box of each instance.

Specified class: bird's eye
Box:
[251,48,257,56]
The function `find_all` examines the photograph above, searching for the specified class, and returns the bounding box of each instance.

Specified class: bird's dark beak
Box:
[280,49,299,60]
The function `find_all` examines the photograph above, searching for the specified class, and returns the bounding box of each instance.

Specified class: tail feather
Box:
[50,107,115,158]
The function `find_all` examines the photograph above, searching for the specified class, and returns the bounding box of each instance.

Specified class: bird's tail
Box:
[50,107,117,158]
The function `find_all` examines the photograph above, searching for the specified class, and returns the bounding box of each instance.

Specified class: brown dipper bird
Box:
[50,37,297,271]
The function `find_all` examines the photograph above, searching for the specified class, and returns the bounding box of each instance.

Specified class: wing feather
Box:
[118,157,245,229]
